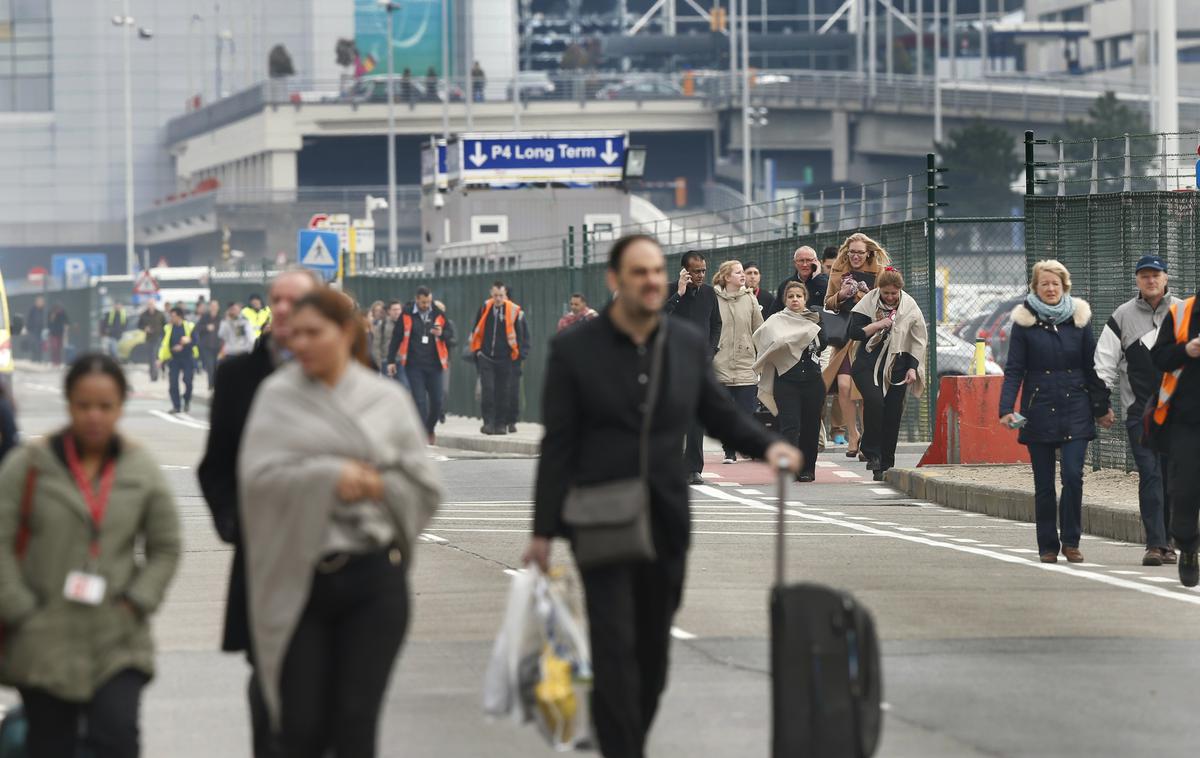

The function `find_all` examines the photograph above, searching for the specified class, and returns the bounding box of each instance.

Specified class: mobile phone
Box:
[1007,412,1028,429]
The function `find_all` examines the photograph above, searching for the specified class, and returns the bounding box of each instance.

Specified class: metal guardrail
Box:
[167,69,1197,145]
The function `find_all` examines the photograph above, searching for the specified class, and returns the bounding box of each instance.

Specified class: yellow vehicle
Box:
[0,270,13,395]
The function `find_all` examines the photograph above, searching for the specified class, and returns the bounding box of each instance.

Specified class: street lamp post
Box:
[112,3,152,276]
[381,1,401,267]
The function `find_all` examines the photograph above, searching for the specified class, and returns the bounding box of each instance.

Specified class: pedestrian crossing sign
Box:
[297,229,340,274]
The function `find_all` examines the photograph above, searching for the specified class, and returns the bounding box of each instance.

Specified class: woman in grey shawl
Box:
[753,280,827,482]
[847,267,928,481]
[238,289,442,757]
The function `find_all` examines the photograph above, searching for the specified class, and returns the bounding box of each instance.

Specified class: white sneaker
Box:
[722,456,736,464]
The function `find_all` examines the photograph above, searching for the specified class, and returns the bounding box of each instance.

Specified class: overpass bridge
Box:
[166,70,1191,194]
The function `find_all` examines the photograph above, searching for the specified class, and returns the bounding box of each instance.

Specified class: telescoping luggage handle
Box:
[775,461,788,587]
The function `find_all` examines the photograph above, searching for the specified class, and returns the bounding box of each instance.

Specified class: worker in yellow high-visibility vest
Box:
[240,293,271,339]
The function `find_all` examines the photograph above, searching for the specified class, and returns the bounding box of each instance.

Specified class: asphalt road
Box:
[7,366,1200,757]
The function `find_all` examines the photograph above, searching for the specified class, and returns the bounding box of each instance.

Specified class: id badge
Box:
[421,336,429,344]
[63,570,107,606]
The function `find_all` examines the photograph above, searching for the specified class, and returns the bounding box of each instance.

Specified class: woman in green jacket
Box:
[0,354,181,758]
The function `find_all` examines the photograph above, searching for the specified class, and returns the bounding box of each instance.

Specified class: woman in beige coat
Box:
[0,354,180,758]
[713,259,764,463]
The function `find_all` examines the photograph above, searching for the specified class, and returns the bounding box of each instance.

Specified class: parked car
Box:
[936,326,1003,377]
[507,71,557,100]
[976,296,1025,368]
[349,76,464,104]
[595,79,684,100]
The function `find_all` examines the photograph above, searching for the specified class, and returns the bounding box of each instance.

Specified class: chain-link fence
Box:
[1026,130,1200,471]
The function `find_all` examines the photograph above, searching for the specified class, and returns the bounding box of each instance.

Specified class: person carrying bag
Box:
[523,234,801,758]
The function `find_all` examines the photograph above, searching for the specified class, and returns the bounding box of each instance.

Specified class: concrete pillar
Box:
[831,110,850,183]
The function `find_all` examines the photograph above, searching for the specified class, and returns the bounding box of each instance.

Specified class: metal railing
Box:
[1025,129,1200,195]
[167,68,1200,144]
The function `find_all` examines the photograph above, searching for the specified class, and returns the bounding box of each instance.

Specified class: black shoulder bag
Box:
[561,320,667,570]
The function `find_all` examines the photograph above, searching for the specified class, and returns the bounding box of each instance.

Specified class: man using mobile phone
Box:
[766,246,828,317]
[664,250,721,484]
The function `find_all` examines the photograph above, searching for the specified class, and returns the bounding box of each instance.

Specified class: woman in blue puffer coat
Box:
[999,260,1112,565]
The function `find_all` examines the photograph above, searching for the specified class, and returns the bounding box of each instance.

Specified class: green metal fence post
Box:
[1024,130,1035,197]
[926,153,941,437]
[581,224,590,266]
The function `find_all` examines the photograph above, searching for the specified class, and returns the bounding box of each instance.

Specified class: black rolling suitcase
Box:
[770,470,883,758]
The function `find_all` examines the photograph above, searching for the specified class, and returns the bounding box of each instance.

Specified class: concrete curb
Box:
[432,433,539,456]
[885,467,1146,545]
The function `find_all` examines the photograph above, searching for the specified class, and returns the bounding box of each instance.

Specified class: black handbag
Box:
[822,308,851,348]
[561,320,668,570]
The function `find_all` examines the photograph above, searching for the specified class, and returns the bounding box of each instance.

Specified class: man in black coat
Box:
[766,245,829,317]
[525,233,800,758]
[664,250,721,483]
[197,268,320,757]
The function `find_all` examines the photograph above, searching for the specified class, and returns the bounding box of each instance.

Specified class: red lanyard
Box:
[63,435,117,560]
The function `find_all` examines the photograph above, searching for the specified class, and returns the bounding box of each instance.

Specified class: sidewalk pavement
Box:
[886,464,1149,546]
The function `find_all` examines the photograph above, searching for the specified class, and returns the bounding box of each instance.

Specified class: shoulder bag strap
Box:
[15,466,37,558]
[639,319,669,479]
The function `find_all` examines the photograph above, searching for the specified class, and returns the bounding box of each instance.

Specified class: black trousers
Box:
[684,423,705,474]
[581,553,687,758]
[775,376,824,477]
[199,346,219,388]
[721,385,758,458]
[856,373,907,472]
[478,355,514,428]
[506,361,523,425]
[20,668,149,758]
[275,548,409,758]
[1168,422,1200,553]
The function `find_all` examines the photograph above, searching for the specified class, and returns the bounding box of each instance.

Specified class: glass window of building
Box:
[0,0,52,112]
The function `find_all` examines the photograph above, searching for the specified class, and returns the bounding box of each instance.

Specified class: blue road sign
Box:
[52,253,108,285]
[457,131,627,184]
[297,230,340,276]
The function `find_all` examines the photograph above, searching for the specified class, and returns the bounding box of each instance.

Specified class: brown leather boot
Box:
[1039,552,1058,563]
[1062,546,1084,563]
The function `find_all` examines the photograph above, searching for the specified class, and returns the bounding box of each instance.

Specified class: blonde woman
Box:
[999,260,1110,564]
[713,260,764,464]
[822,233,892,458]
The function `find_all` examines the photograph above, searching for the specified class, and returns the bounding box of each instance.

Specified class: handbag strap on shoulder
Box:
[639,320,669,478]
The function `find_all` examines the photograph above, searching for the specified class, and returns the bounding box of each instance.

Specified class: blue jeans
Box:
[1028,439,1088,554]
[168,359,194,411]
[406,364,444,436]
[1126,417,1170,549]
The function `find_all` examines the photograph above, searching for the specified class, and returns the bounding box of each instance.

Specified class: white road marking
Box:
[418,533,449,543]
[670,627,697,640]
[815,461,837,468]
[700,472,722,479]
[148,410,210,430]
[159,464,191,471]
[833,471,859,479]
[1110,570,1143,576]
[870,488,897,495]
[1006,548,1038,554]
[715,482,741,488]
[736,489,764,495]
[872,521,901,526]
[1142,577,1179,584]
[951,538,981,544]
[693,485,1200,609]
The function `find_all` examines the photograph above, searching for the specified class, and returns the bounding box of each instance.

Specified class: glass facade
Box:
[0,0,51,112]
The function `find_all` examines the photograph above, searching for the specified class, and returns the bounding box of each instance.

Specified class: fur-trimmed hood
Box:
[1011,298,1092,329]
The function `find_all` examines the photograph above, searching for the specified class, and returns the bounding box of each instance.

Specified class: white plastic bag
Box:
[483,568,594,751]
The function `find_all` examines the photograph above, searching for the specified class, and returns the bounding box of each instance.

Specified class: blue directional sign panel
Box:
[297,230,340,277]
[52,253,107,285]
[457,131,628,184]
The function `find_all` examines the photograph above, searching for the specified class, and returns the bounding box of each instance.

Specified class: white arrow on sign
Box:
[469,141,488,167]
[600,139,620,165]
